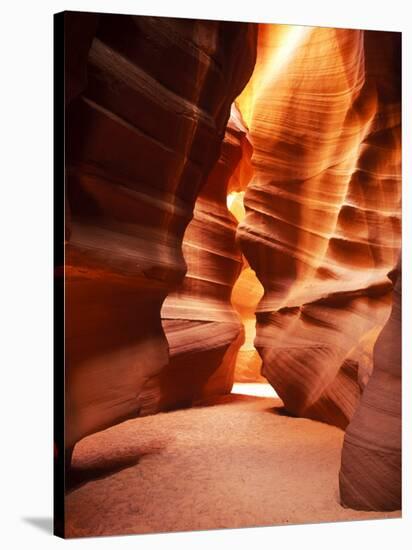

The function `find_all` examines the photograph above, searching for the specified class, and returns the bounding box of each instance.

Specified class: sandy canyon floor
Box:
[66,385,400,538]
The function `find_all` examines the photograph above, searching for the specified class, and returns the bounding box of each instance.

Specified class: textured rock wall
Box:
[224,122,266,384]
[65,12,257,449]
[231,263,266,383]
[339,261,401,511]
[236,26,401,427]
[228,189,266,384]
[146,106,252,413]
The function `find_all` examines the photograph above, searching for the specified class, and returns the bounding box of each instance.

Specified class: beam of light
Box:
[257,26,313,94]
[237,25,313,129]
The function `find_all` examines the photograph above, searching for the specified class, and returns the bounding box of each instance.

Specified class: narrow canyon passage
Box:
[62,13,401,537]
[66,391,399,537]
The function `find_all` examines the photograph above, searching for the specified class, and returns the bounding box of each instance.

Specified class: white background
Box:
[0,0,410,547]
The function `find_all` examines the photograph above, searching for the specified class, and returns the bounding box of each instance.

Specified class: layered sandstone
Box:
[143,106,252,413]
[65,12,257,451]
[63,14,401,516]
[228,190,266,384]
[231,264,265,383]
[224,127,266,384]
[236,26,401,427]
[339,261,401,511]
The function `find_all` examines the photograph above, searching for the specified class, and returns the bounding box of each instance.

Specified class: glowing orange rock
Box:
[231,265,265,383]
[237,26,401,427]
[65,13,258,450]
[228,188,265,384]
[143,106,254,413]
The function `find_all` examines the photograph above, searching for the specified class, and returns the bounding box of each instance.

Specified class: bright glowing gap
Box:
[232,383,278,398]
[226,191,245,221]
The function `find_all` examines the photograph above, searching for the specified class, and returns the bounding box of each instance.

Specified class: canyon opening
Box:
[57,11,401,539]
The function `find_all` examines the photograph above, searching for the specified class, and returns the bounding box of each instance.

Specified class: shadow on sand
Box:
[67,454,142,493]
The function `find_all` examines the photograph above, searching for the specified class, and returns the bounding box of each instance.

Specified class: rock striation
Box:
[63,15,401,515]
[339,260,401,511]
[228,189,266,384]
[231,264,266,383]
[225,124,266,384]
[236,26,401,428]
[144,105,253,413]
[64,12,257,451]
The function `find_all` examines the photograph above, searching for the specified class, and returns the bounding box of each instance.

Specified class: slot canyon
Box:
[61,12,401,537]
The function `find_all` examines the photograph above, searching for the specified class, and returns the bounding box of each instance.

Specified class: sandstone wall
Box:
[339,260,401,511]
[143,106,253,413]
[65,12,257,449]
[236,26,401,428]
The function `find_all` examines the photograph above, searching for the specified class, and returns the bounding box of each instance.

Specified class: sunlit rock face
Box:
[340,260,401,511]
[224,127,266,385]
[236,26,401,427]
[231,265,265,383]
[144,106,253,413]
[65,12,257,449]
[228,191,266,384]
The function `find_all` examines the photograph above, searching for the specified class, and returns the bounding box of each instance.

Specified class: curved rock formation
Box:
[231,264,265,383]
[339,261,401,511]
[65,12,257,450]
[236,26,401,427]
[224,125,266,384]
[228,190,266,384]
[146,105,253,413]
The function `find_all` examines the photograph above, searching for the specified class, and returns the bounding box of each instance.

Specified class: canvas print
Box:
[54,10,402,538]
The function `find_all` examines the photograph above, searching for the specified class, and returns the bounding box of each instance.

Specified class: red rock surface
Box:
[339,261,401,511]
[228,190,266,384]
[63,15,401,516]
[65,13,257,450]
[141,106,253,413]
[236,26,401,428]
[231,264,266,383]
[225,121,266,384]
